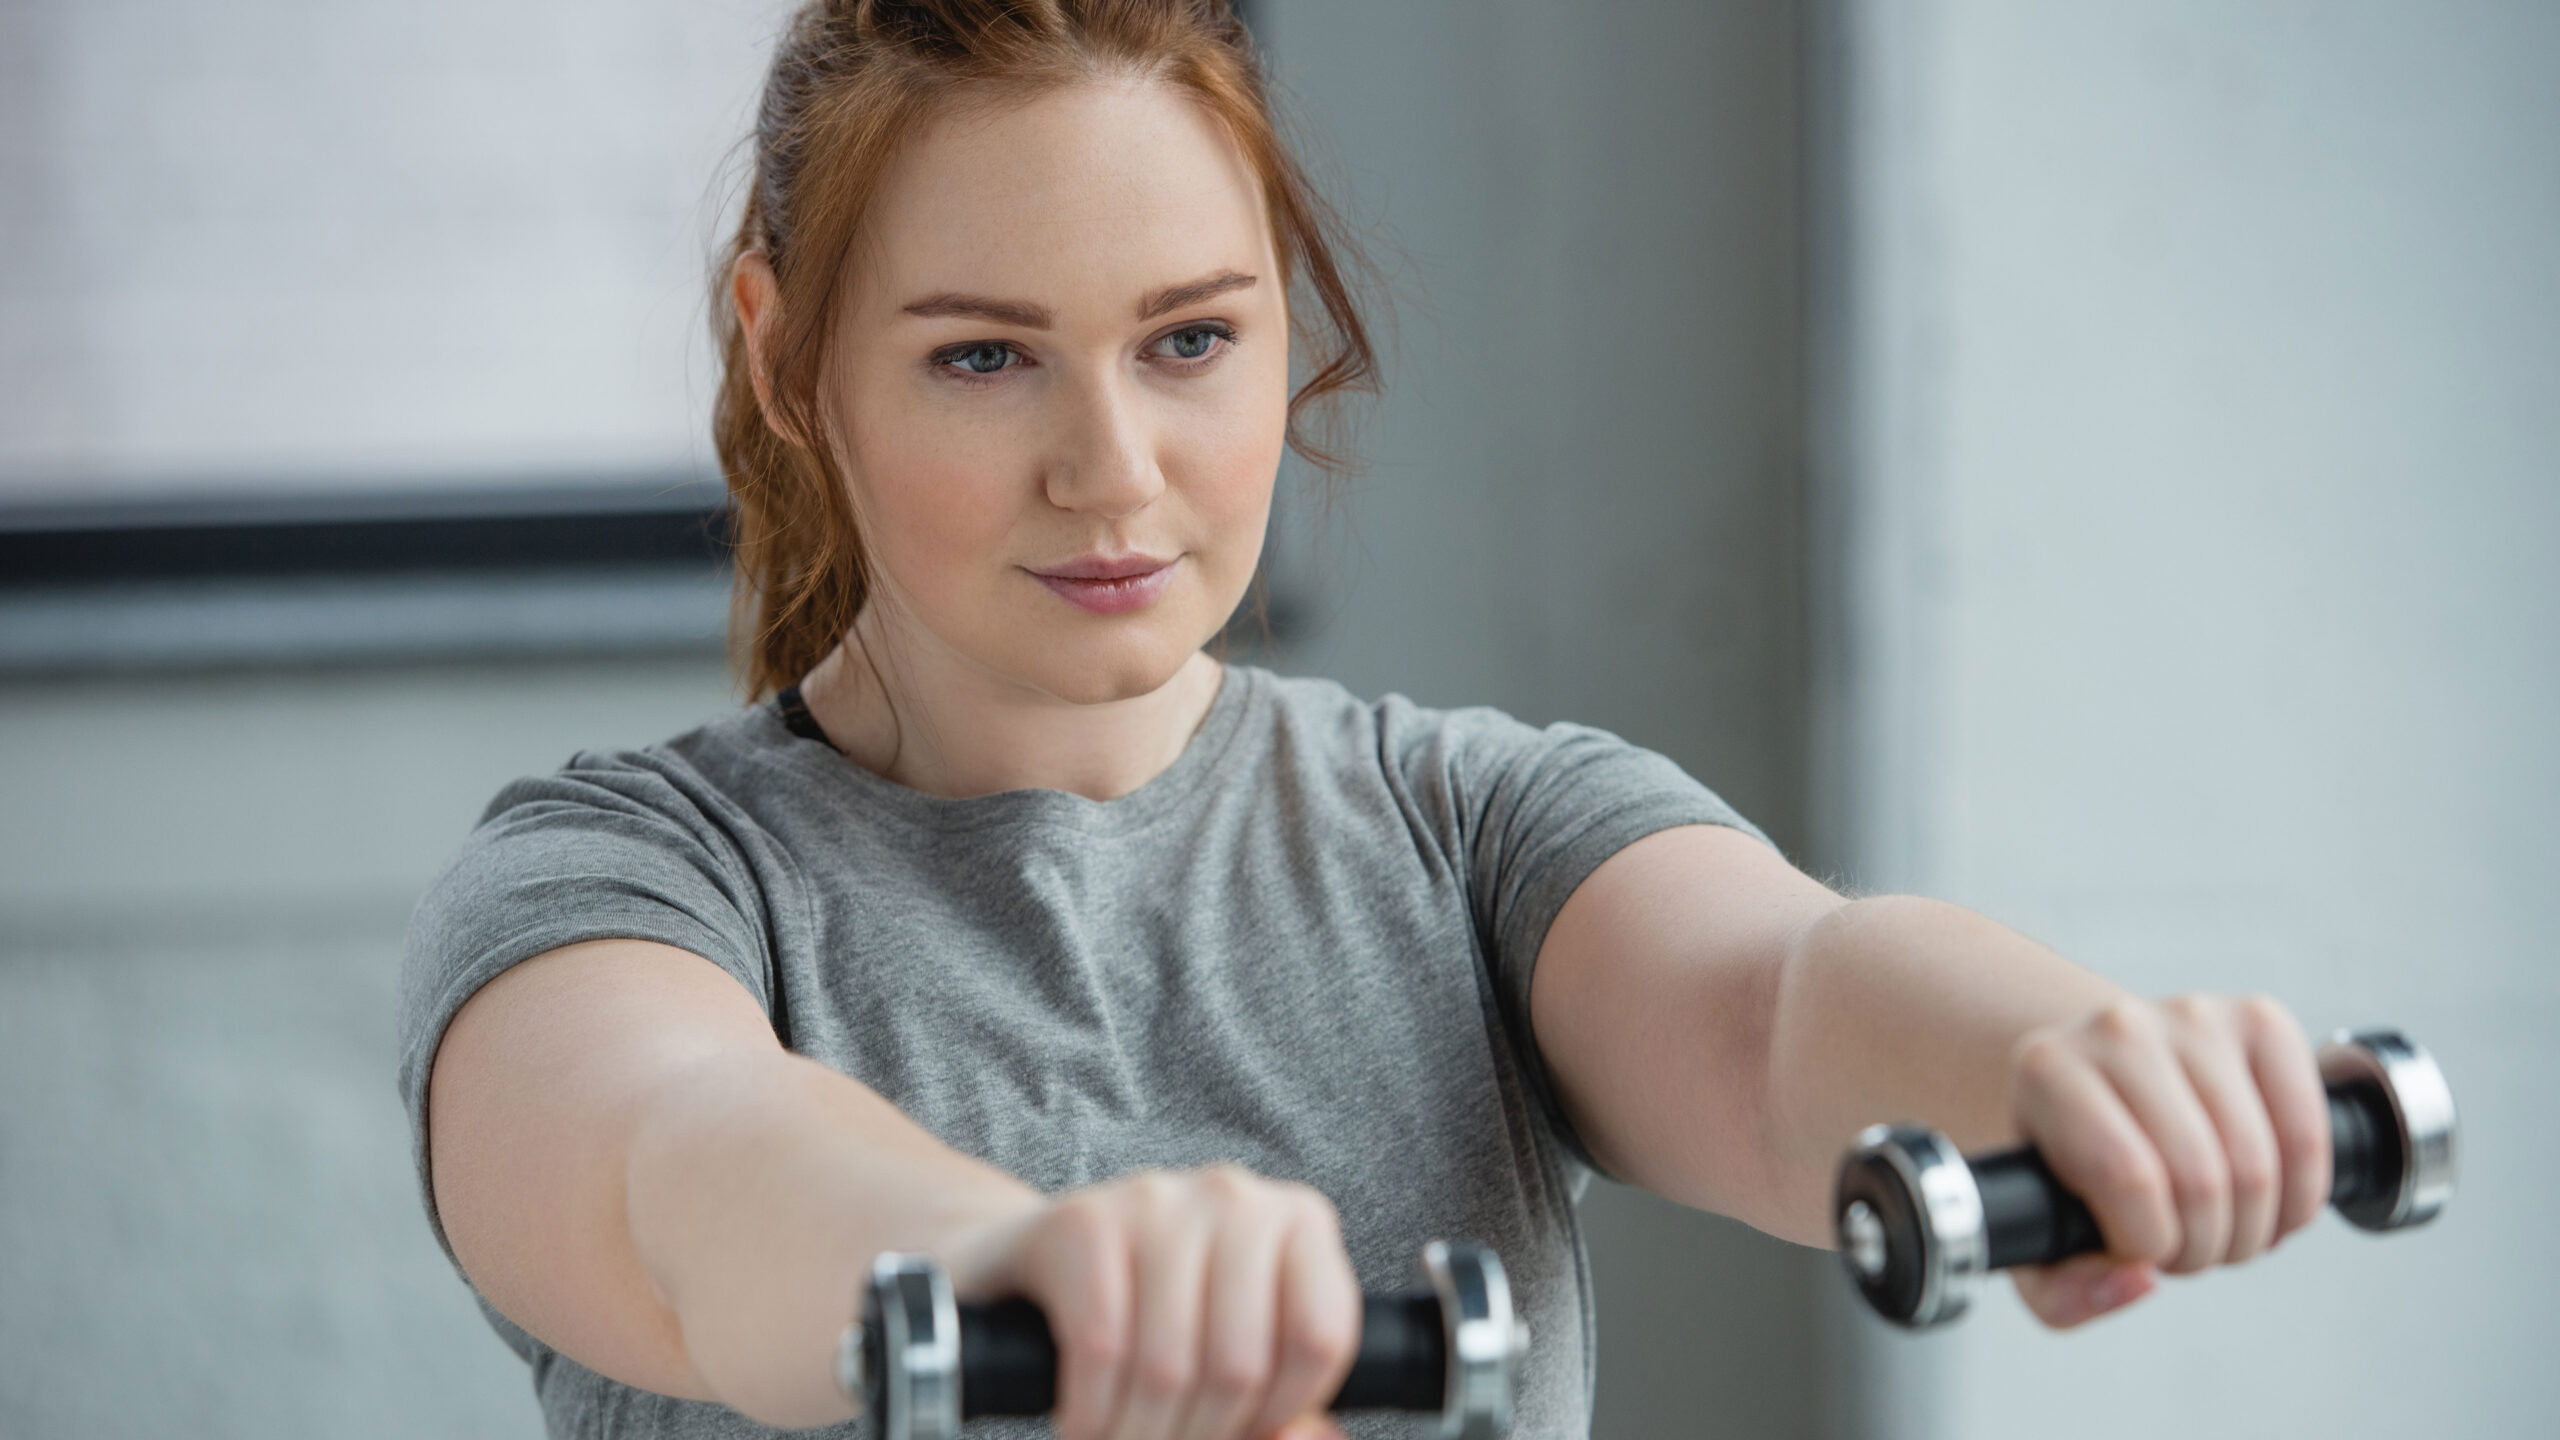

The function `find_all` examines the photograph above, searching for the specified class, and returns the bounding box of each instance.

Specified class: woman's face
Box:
[824,79,1290,706]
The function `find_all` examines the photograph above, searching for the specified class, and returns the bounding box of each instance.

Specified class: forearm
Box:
[1754,894,2126,1244]
[623,1050,1041,1428]
[1541,835,2325,1332]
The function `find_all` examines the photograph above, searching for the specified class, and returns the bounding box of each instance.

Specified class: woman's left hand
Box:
[2004,993,2334,1327]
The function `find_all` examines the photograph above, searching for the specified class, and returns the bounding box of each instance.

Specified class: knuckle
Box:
[1287,1307,1357,1371]
[1123,1169,1189,1221]
[1198,1161,1257,1203]
[1067,1318,1129,1373]
[2160,993,2212,1026]
[2237,993,2296,1043]
[1044,1295,1127,1380]
[2090,1001,2151,1045]
[1052,1190,1108,1234]
[2087,1139,2169,1214]
[1132,1344,1194,1399]
[1286,1182,1342,1231]
[1044,1194,1120,1259]
[2281,1107,2332,1160]
[1202,1342,1266,1399]
[2011,1031,2073,1087]
[2165,1147,2231,1210]
[2226,1145,2278,1209]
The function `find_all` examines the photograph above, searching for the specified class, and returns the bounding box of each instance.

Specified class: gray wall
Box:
[1815,1,2560,1434]
[1257,4,1823,1437]
[0,659,738,1436]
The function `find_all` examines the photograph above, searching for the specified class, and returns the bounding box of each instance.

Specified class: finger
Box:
[1191,1177,1287,1440]
[2239,996,2332,1240]
[2171,1010,2284,1264]
[2087,1011,2232,1273]
[2009,1255,2157,1329]
[1113,1178,1213,1440]
[1246,1196,1359,1440]
[1021,1199,1133,1440]
[2012,1031,2178,1265]
[1262,1419,1349,1440]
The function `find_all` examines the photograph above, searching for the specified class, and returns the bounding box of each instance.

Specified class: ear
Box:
[731,252,795,445]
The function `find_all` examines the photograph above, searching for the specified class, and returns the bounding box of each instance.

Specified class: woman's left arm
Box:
[1529,825,2334,1326]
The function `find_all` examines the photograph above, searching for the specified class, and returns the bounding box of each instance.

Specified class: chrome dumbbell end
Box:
[1834,1026,2460,1331]
[1423,1240,1528,1440]
[2318,1028,2457,1233]
[838,1253,963,1440]
[835,1312,867,1415]
[1833,1123,1988,1328]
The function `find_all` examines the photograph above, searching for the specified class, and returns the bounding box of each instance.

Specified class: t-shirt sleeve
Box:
[396,751,779,1261]
[1382,699,1773,1177]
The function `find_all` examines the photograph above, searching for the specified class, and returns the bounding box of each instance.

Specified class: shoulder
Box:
[474,701,805,836]
[403,705,808,1054]
[1237,667,1709,831]
[1239,665,1766,843]
[415,703,819,971]
[1245,667,1547,760]
[1244,667,1630,783]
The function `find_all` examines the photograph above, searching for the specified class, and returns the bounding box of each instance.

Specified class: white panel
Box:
[0,0,796,501]
[1830,0,2560,1434]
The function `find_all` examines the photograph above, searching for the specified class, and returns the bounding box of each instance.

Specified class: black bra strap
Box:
[764,685,824,1054]
[775,684,831,744]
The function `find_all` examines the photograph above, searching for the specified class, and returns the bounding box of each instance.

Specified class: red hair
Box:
[713,0,1379,697]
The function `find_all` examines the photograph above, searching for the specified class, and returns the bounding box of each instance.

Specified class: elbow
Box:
[621,1055,863,1428]
[1750,894,1889,1232]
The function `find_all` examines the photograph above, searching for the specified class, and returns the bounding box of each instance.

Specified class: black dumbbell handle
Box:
[1975,1082,2398,1270]
[957,1291,1448,1420]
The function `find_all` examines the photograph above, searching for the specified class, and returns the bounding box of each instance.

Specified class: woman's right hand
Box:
[940,1164,1362,1440]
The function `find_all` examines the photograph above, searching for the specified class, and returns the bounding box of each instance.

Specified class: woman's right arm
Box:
[427,938,1360,1438]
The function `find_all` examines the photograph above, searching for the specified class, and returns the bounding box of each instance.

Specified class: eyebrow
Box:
[902,293,1055,328]
[898,270,1259,331]
[1137,270,1258,321]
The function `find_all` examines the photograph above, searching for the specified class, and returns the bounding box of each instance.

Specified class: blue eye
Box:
[940,342,1019,376]
[1152,324,1231,362]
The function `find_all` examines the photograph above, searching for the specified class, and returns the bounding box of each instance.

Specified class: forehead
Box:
[858,78,1274,306]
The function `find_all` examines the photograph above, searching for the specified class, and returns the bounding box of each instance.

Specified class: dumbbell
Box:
[837,1239,1528,1440]
[1833,1027,2457,1327]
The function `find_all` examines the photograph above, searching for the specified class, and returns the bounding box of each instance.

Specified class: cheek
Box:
[1170,354,1290,561]
[845,401,1029,602]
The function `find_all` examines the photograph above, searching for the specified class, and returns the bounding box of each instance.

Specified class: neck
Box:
[796,611,1225,802]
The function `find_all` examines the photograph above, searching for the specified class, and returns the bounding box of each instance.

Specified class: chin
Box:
[1008,620,1206,707]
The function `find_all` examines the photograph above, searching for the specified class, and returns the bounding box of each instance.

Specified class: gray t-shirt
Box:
[400,665,1762,1440]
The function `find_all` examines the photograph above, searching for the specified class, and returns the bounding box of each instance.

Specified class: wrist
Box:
[930,1189,1047,1299]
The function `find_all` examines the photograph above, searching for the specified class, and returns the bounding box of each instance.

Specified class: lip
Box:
[1026,553,1179,615]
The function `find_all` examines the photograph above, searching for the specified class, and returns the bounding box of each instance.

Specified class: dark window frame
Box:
[0,475,731,591]
[0,476,736,675]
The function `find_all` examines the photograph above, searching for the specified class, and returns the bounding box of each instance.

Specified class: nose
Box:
[1042,369,1164,519]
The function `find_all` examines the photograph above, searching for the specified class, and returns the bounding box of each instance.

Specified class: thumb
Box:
[1265,1417,1348,1440]
[2010,1254,2156,1328]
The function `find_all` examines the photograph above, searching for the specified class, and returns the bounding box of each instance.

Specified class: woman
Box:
[401,4,2335,1438]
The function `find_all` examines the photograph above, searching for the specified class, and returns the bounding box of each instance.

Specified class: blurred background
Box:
[0,0,2551,1435]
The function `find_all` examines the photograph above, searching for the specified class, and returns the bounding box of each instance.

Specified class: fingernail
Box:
[2090,1265,2155,1313]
